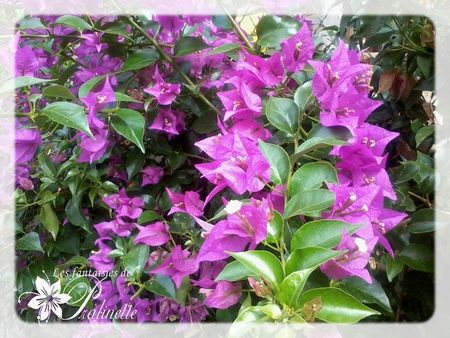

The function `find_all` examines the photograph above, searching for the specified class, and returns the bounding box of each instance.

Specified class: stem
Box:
[225,14,255,53]
[126,17,221,116]
[408,191,432,207]
[130,284,145,301]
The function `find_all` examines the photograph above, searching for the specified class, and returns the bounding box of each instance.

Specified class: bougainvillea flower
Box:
[152,245,198,287]
[93,218,136,238]
[80,32,105,53]
[280,22,314,73]
[144,67,181,105]
[81,76,116,114]
[141,165,164,186]
[149,108,185,136]
[15,127,41,163]
[201,281,242,309]
[77,117,110,164]
[218,83,262,121]
[16,165,34,190]
[103,188,145,220]
[15,44,41,76]
[166,188,204,217]
[196,220,249,263]
[178,299,209,323]
[321,231,378,283]
[134,222,170,246]
[88,238,115,273]
[192,261,227,289]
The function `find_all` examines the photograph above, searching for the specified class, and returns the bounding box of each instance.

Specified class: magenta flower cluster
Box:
[14,14,407,324]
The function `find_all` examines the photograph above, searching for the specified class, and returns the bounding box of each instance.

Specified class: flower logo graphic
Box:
[27,277,71,322]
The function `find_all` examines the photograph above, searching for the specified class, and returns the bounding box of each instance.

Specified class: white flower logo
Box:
[27,276,71,322]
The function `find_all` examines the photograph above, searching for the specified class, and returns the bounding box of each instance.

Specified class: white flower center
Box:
[224,200,242,214]
[354,238,368,253]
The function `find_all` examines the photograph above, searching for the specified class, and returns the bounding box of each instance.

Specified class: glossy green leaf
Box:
[138,210,160,224]
[385,254,403,282]
[42,102,92,137]
[115,92,141,103]
[229,251,284,292]
[256,15,300,49]
[284,189,335,218]
[293,81,314,112]
[111,108,145,153]
[61,275,92,307]
[216,260,255,282]
[40,203,60,240]
[265,97,299,136]
[258,140,291,185]
[408,208,435,233]
[415,125,434,147]
[174,36,210,56]
[78,75,105,98]
[42,85,77,100]
[123,245,149,277]
[144,275,176,299]
[266,210,283,244]
[299,287,380,323]
[16,232,44,253]
[291,219,363,250]
[291,137,346,162]
[397,244,434,272]
[208,43,241,55]
[277,269,314,308]
[289,162,338,196]
[54,15,92,32]
[338,277,392,313]
[285,247,343,275]
[121,48,158,72]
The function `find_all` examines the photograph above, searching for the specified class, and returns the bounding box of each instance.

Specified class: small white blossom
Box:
[27,277,71,322]
[354,238,368,253]
[224,200,242,214]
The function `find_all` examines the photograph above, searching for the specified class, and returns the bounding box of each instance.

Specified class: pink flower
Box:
[149,108,185,136]
[141,166,164,186]
[15,127,41,164]
[201,281,242,309]
[103,188,144,220]
[134,222,170,246]
[152,245,198,287]
[166,188,204,217]
[144,67,181,105]
[280,22,314,73]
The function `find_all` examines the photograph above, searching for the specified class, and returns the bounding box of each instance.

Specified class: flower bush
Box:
[15,14,435,324]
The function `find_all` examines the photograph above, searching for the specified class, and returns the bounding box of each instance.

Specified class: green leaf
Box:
[17,17,47,30]
[291,137,346,162]
[233,306,268,323]
[229,251,284,292]
[393,161,420,184]
[258,140,291,185]
[121,48,158,72]
[123,245,150,277]
[216,260,255,282]
[308,124,352,140]
[259,304,283,319]
[256,15,300,49]
[144,275,176,299]
[208,43,241,55]
[40,203,60,240]
[0,76,54,93]
[16,232,44,253]
[338,277,392,313]
[397,243,433,272]
[415,125,434,147]
[299,287,380,324]
[417,55,432,78]
[42,102,92,137]
[78,75,105,98]
[291,219,363,250]
[138,210,160,224]
[115,92,141,103]
[54,15,92,32]
[285,247,343,275]
[42,85,77,100]
[277,269,314,308]
[408,208,435,233]
[266,210,283,244]
[385,254,403,282]
[174,36,210,56]
[61,275,92,308]
[293,81,314,113]
[126,150,145,179]
[289,162,338,196]
[265,97,299,136]
[111,108,145,153]
[284,189,335,219]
